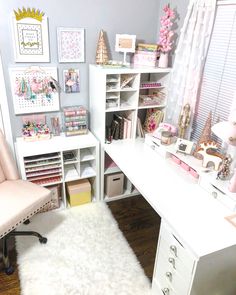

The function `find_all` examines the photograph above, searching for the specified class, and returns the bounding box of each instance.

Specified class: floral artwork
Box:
[143,109,164,133]
[57,28,85,63]
[159,5,175,53]
[63,69,80,93]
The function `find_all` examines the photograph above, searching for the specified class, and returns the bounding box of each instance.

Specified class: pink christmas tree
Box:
[159,5,175,53]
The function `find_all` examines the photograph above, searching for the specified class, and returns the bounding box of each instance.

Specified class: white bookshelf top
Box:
[15,131,98,157]
[90,64,171,74]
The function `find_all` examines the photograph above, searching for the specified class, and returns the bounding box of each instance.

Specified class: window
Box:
[191,3,236,142]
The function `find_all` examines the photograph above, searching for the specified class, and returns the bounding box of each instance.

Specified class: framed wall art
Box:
[57,27,85,63]
[115,34,136,64]
[11,7,50,62]
[63,69,80,93]
[9,66,60,114]
[115,34,136,53]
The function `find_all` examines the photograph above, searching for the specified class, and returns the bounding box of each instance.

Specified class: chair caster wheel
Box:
[39,237,47,244]
[5,266,14,275]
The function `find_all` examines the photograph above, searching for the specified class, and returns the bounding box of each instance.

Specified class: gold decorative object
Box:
[178,103,191,139]
[96,30,109,65]
[14,7,44,22]
[194,111,212,159]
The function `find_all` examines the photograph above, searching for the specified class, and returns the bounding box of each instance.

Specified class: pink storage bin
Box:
[180,161,190,171]
[171,154,181,165]
[133,51,158,67]
[105,154,117,169]
[189,168,199,179]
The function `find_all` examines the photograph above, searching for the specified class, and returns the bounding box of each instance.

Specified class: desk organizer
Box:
[63,106,88,136]
[105,172,124,197]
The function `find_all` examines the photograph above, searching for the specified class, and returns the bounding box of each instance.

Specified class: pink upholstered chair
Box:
[0,130,52,275]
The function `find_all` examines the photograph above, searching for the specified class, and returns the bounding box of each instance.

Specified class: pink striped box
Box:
[180,161,190,171]
[133,51,158,67]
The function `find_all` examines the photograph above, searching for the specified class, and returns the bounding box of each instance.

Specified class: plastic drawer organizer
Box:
[63,106,88,136]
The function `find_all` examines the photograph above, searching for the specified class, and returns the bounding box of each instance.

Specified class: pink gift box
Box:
[171,154,181,165]
[133,51,158,67]
[180,161,190,171]
[189,168,199,179]
[105,154,117,169]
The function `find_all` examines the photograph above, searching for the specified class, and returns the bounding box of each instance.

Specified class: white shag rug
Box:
[16,202,151,295]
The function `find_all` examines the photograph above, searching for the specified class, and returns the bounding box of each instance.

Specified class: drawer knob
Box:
[165,271,172,282]
[212,191,218,198]
[170,245,177,257]
[168,257,176,268]
[162,288,170,295]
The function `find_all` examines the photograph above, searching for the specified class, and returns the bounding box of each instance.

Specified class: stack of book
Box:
[106,113,132,142]
[133,43,159,67]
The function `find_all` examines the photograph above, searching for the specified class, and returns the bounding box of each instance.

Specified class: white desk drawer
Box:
[199,176,236,211]
[152,278,176,295]
[156,247,193,281]
[154,250,192,295]
[159,223,196,273]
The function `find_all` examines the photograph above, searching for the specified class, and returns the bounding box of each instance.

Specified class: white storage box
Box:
[105,173,124,197]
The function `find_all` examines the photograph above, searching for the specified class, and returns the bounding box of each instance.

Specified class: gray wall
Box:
[0,0,188,138]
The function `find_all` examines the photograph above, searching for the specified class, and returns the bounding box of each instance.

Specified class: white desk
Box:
[105,139,236,295]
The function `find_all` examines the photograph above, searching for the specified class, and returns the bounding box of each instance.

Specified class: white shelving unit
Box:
[89,64,171,201]
[15,131,100,209]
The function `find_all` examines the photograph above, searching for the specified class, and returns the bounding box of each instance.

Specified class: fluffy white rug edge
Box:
[16,202,151,295]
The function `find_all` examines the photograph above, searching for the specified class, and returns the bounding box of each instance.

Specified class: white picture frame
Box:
[115,34,136,53]
[57,27,85,63]
[11,9,50,63]
[175,138,194,155]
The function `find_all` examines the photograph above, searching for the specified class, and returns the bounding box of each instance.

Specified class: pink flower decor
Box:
[159,5,175,53]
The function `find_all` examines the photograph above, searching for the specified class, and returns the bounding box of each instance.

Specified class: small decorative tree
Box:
[194,111,212,159]
[96,30,109,65]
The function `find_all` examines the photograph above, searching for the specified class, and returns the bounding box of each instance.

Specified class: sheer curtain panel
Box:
[166,0,217,138]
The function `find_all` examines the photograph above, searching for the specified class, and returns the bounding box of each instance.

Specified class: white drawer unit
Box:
[152,221,196,295]
[199,175,236,211]
[152,220,236,295]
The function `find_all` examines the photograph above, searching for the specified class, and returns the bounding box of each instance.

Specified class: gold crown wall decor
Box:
[14,7,45,22]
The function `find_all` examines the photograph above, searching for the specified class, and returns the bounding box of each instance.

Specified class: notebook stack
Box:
[106,113,132,142]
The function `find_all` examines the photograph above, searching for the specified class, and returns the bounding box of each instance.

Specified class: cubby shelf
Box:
[15,131,100,208]
[90,64,170,201]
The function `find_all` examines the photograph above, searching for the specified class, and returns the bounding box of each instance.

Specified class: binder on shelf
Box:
[113,114,124,139]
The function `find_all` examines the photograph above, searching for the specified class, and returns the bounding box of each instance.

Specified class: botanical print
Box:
[58,29,84,62]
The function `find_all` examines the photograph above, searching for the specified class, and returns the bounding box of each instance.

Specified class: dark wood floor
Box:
[0,195,160,294]
[108,195,161,280]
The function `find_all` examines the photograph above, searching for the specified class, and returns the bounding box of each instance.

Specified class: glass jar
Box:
[161,131,172,145]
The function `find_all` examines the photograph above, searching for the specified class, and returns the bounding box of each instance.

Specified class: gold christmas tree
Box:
[194,111,212,159]
[96,30,109,65]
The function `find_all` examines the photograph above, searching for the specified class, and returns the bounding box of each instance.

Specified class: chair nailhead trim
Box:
[0,200,51,238]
